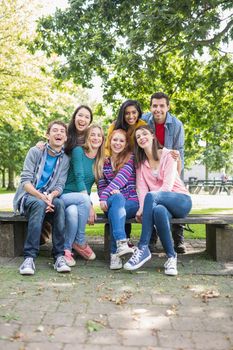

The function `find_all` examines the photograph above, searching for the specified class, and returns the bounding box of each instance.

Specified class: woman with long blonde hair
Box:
[61,124,105,266]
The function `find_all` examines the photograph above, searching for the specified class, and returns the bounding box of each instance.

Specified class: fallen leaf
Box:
[198,290,220,303]
[11,332,24,340]
[166,309,176,316]
[36,325,44,333]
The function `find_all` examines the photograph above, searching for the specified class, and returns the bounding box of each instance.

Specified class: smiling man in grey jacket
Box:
[14,120,70,275]
[142,92,186,254]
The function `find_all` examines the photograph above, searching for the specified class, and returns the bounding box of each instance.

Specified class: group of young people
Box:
[14,92,192,277]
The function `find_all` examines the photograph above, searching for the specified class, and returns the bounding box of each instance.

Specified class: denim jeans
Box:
[24,195,65,260]
[60,192,91,249]
[139,191,192,257]
[106,193,139,253]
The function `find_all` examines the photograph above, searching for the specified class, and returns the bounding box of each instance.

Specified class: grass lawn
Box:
[0,188,15,194]
[86,207,233,239]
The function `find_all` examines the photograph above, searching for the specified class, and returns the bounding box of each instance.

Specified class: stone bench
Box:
[1,211,233,261]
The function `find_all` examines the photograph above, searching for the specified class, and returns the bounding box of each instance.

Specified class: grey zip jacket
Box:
[13,146,70,214]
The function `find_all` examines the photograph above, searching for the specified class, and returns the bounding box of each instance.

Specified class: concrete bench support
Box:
[0,221,27,257]
[216,225,233,261]
[206,224,233,261]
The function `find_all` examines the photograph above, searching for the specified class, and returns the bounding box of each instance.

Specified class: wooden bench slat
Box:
[1,212,233,225]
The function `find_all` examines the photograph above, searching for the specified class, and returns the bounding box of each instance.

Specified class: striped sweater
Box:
[98,153,139,203]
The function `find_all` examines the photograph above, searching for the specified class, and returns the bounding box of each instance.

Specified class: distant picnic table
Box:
[185,179,233,195]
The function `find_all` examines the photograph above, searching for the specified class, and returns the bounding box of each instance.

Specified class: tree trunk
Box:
[205,165,209,180]
[1,169,6,188]
[7,167,15,190]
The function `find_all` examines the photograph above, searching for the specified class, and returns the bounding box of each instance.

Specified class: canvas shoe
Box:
[124,245,151,271]
[64,249,76,267]
[174,241,186,254]
[127,239,136,249]
[110,253,123,270]
[72,242,96,260]
[54,256,71,273]
[164,254,178,276]
[19,257,35,275]
[116,240,134,257]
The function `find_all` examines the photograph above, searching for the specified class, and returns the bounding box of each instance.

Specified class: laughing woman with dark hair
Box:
[124,125,192,276]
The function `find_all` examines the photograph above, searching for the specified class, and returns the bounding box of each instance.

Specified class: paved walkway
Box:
[0,238,233,350]
[0,193,233,349]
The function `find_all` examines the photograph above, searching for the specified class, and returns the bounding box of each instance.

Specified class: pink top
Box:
[136,148,190,210]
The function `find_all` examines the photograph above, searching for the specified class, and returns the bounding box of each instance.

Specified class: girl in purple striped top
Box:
[98,129,139,270]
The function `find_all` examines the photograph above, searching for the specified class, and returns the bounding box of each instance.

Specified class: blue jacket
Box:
[142,112,184,170]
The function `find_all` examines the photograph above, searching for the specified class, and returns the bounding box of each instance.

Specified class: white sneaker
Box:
[19,257,35,275]
[110,253,122,270]
[164,254,178,276]
[54,256,71,273]
[116,240,134,257]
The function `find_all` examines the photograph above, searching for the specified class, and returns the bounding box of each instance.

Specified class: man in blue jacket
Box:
[14,120,71,275]
[142,92,186,253]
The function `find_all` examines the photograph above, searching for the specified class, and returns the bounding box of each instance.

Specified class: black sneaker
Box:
[174,241,186,254]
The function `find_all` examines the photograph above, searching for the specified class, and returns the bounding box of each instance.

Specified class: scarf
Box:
[19,143,64,214]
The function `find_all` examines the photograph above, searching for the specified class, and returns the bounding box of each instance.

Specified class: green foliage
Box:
[35,0,233,171]
[0,0,92,185]
[35,0,233,86]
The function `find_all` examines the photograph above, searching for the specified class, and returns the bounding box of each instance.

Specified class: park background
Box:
[0,3,233,349]
[0,0,233,192]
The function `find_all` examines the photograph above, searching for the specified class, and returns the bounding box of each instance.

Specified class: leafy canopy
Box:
[34,1,233,172]
[35,0,233,86]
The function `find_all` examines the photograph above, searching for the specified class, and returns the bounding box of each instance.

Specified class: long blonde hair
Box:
[109,129,131,172]
[83,124,105,182]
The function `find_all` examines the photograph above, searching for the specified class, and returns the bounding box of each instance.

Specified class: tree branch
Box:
[194,17,233,46]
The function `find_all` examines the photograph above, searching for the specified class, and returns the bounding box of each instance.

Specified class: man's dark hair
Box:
[150,92,170,106]
[46,120,68,135]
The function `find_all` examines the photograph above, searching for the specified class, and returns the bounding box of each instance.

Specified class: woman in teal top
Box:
[63,146,96,195]
[61,124,105,267]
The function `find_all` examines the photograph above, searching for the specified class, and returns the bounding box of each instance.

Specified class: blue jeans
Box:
[60,192,91,249]
[106,193,139,253]
[24,195,65,260]
[139,192,192,257]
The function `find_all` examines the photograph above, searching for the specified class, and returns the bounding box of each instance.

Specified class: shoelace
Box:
[23,258,34,268]
[130,248,144,263]
[57,256,67,265]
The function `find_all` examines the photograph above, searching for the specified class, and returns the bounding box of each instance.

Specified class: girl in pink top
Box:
[124,125,192,276]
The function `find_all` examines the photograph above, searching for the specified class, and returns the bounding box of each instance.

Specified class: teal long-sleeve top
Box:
[63,146,95,195]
